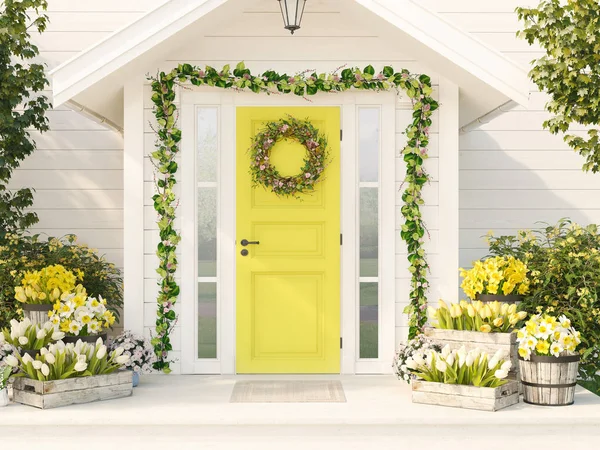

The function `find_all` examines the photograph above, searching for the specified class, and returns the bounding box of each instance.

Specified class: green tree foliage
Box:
[0,0,50,238]
[517,0,600,172]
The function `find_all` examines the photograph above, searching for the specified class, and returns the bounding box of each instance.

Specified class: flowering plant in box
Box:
[517,314,581,360]
[4,338,130,381]
[429,300,527,333]
[14,264,80,305]
[0,318,64,350]
[459,256,530,300]
[393,334,441,384]
[109,331,156,373]
[48,286,115,336]
[407,345,512,388]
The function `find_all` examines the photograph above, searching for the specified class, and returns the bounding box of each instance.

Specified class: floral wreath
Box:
[249,116,329,197]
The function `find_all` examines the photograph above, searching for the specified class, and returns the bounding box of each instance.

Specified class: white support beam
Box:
[438,77,460,303]
[123,77,145,335]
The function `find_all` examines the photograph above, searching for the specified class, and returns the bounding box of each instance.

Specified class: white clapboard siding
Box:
[19,1,166,290]
[459,151,587,171]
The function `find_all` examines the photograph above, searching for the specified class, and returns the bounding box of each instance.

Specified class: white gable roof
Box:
[50,0,530,127]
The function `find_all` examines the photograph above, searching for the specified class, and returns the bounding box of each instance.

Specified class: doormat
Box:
[230,380,346,403]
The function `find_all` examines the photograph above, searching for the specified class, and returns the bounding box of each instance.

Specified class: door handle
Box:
[240,239,260,246]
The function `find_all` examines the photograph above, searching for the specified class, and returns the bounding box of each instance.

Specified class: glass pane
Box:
[198,187,217,277]
[197,108,218,182]
[360,188,378,277]
[359,108,380,182]
[359,282,378,359]
[198,282,217,359]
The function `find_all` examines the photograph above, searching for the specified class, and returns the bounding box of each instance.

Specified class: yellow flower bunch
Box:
[459,256,530,300]
[429,300,528,333]
[48,287,115,336]
[517,314,581,360]
[14,264,81,305]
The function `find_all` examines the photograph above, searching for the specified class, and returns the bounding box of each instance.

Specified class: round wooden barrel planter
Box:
[62,333,107,345]
[476,294,523,304]
[519,354,580,406]
[22,303,53,326]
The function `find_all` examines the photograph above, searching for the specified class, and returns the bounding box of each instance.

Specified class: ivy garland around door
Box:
[250,116,330,197]
[149,62,438,372]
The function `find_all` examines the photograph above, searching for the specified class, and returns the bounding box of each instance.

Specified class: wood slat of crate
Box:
[424,328,518,373]
[13,371,132,409]
[412,380,520,412]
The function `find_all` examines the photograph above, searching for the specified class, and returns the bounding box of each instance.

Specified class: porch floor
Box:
[2,375,599,449]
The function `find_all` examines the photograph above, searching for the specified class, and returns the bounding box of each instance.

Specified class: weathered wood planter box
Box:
[412,380,520,412]
[424,328,518,375]
[13,371,132,409]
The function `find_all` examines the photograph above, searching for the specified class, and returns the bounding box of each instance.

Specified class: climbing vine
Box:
[149,62,438,371]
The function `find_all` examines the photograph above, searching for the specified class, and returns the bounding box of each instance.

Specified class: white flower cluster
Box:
[110,330,156,373]
[393,334,441,384]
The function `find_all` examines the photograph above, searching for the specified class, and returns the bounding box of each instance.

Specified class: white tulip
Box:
[441,344,451,358]
[501,360,512,372]
[74,361,88,372]
[22,352,33,364]
[2,343,11,352]
[40,347,48,356]
[77,354,87,363]
[113,347,125,357]
[494,369,509,379]
[115,354,130,365]
[0,333,4,344]
[51,331,65,341]
[445,353,455,367]
[96,337,104,347]
[45,353,56,364]
[36,329,46,340]
[41,364,50,377]
[4,354,18,367]
[96,345,107,360]
[405,358,418,370]
[9,319,19,329]
[436,360,447,373]
[18,336,28,346]
[32,360,43,370]
[465,354,474,367]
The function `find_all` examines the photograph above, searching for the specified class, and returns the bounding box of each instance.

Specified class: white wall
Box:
[137,5,446,372]
[420,0,600,273]
[8,1,167,329]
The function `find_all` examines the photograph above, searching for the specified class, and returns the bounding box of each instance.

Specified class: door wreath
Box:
[249,115,330,197]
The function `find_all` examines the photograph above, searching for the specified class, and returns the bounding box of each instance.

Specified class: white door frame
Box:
[179,89,396,374]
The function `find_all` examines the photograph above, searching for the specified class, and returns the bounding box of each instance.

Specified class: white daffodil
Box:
[4,354,18,367]
[32,360,43,370]
[18,336,28,346]
[518,346,531,360]
[68,321,82,336]
[115,354,130,365]
[550,342,564,357]
[524,336,538,350]
[41,364,50,377]
[45,353,56,364]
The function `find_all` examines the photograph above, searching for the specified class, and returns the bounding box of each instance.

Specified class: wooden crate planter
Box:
[412,380,520,412]
[519,354,580,406]
[424,328,518,375]
[12,371,132,409]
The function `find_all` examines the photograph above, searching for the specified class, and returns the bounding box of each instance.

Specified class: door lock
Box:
[240,239,260,246]
[240,249,249,256]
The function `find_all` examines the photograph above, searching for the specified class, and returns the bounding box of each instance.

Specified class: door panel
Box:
[236,106,341,373]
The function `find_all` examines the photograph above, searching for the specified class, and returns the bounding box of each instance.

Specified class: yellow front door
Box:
[236,106,341,374]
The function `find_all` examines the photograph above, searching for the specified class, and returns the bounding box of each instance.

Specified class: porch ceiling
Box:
[50,0,531,129]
